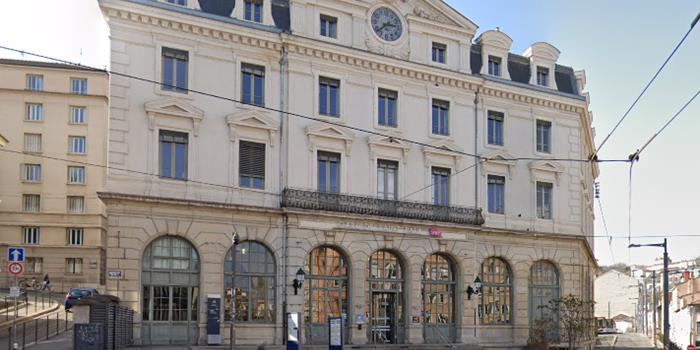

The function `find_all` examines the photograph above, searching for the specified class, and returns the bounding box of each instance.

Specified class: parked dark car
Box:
[64,288,99,310]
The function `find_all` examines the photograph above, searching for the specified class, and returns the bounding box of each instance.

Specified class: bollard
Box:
[22,322,25,350]
[65,310,68,331]
[34,293,37,313]
[46,315,49,339]
[35,318,38,345]
[55,312,59,336]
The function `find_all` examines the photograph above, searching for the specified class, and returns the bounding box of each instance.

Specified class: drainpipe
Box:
[278,36,290,345]
[473,90,480,208]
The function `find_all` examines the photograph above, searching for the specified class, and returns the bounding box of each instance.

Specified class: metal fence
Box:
[2,310,72,350]
[1,290,63,322]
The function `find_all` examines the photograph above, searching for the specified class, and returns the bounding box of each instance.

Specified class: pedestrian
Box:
[41,274,51,291]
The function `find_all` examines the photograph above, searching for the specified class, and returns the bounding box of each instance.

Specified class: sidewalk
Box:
[27,331,71,350]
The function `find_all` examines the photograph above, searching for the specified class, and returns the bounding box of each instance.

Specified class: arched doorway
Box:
[422,254,456,343]
[529,260,560,341]
[141,236,200,345]
[479,257,512,325]
[223,241,276,324]
[368,250,405,344]
[304,246,349,345]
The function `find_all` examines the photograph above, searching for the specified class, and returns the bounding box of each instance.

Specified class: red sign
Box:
[687,345,696,350]
[428,228,442,238]
[7,262,24,276]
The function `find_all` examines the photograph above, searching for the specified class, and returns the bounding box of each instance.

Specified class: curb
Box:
[0,303,60,330]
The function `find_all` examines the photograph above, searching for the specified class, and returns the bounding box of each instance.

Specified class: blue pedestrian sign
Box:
[7,247,24,263]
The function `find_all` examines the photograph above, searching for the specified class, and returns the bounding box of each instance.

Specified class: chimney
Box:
[683,271,691,282]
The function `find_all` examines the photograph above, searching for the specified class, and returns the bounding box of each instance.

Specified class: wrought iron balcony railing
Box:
[281,188,484,226]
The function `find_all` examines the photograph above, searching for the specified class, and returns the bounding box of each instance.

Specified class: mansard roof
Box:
[470,44,579,96]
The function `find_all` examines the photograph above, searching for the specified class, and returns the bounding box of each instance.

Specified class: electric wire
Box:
[596,196,615,264]
[592,14,699,159]
[0,45,629,165]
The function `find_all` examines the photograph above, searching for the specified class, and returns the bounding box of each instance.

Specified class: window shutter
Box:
[239,141,265,178]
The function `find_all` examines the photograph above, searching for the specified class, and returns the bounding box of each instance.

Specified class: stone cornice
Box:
[101,2,588,117]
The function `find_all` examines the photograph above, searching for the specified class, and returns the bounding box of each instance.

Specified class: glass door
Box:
[371,292,397,344]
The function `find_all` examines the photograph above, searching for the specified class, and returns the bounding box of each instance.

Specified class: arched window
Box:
[224,241,275,323]
[422,254,456,343]
[530,261,559,340]
[141,236,200,345]
[368,250,405,344]
[479,257,512,325]
[304,246,348,344]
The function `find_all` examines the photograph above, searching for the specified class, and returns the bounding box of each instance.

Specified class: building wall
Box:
[594,270,639,320]
[99,0,597,347]
[0,61,109,289]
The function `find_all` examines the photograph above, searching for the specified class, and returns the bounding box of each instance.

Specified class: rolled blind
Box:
[239,141,265,178]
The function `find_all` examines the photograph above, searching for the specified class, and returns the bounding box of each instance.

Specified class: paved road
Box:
[599,333,656,350]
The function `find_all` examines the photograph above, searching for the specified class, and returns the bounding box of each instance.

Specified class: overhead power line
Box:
[592,12,699,159]
[0,45,628,165]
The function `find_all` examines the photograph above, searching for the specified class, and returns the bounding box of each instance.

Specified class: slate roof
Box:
[127,0,582,98]
[195,0,290,31]
[469,45,579,96]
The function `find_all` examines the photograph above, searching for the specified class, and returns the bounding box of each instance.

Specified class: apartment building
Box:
[0,59,108,289]
[98,0,598,347]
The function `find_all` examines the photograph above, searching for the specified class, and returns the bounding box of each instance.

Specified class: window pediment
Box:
[145,98,204,136]
[410,1,477,33]
[529,160,564,184]
[306,123,355,154]
[423,140,463,167]
[481,150,516,179]
[368,134,411,163]
[226,109,279,146]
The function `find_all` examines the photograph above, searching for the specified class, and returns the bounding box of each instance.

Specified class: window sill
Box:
[428,133,452,141]
[317,114,345,124]
[484,143,505,151]
[534,151,553,158]
[238,186,267,192]
[155,87,193,100]
[68,122,88,126]
[66,152,87,156]
[23,120,44,123]
[375,124,400,133]
[67,183,87,186]
[21,181,43,184]
[159,176,189,183]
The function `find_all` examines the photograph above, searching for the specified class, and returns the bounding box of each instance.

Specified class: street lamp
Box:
[466,276,482,300]
[629,239,668,349]
[293,267,306,295]
[230,231,240,350]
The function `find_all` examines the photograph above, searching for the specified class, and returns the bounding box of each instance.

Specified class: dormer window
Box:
[244,0,263,23]
[537,67,549,87]
[320,15,338,39]
[432,42,446,64]
[488,56,501,76]
[166,0,186,5]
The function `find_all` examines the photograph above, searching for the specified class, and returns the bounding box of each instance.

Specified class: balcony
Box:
[281,188,484,226]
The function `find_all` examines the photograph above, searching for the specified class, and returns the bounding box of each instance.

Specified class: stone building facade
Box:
[98,0,598,347]
[0,59,109,289]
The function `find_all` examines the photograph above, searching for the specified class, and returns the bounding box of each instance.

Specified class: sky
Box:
[0,0,698,267]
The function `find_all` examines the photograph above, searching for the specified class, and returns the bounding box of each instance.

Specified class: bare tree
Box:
[543,294,596,350]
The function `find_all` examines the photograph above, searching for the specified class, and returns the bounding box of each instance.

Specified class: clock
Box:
[371,7,403,42]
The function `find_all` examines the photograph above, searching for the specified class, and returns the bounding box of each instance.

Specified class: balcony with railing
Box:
[281,188,484,226]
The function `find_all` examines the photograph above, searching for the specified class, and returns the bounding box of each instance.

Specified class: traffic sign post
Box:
[7,247,24,350]
[7,262,24,276]
[7,247,24,263]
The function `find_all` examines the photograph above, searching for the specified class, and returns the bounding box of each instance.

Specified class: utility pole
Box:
[663,239,669,349]
[652,270,657,345]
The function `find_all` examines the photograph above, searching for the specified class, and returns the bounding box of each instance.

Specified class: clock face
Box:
[371,7,403,42]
